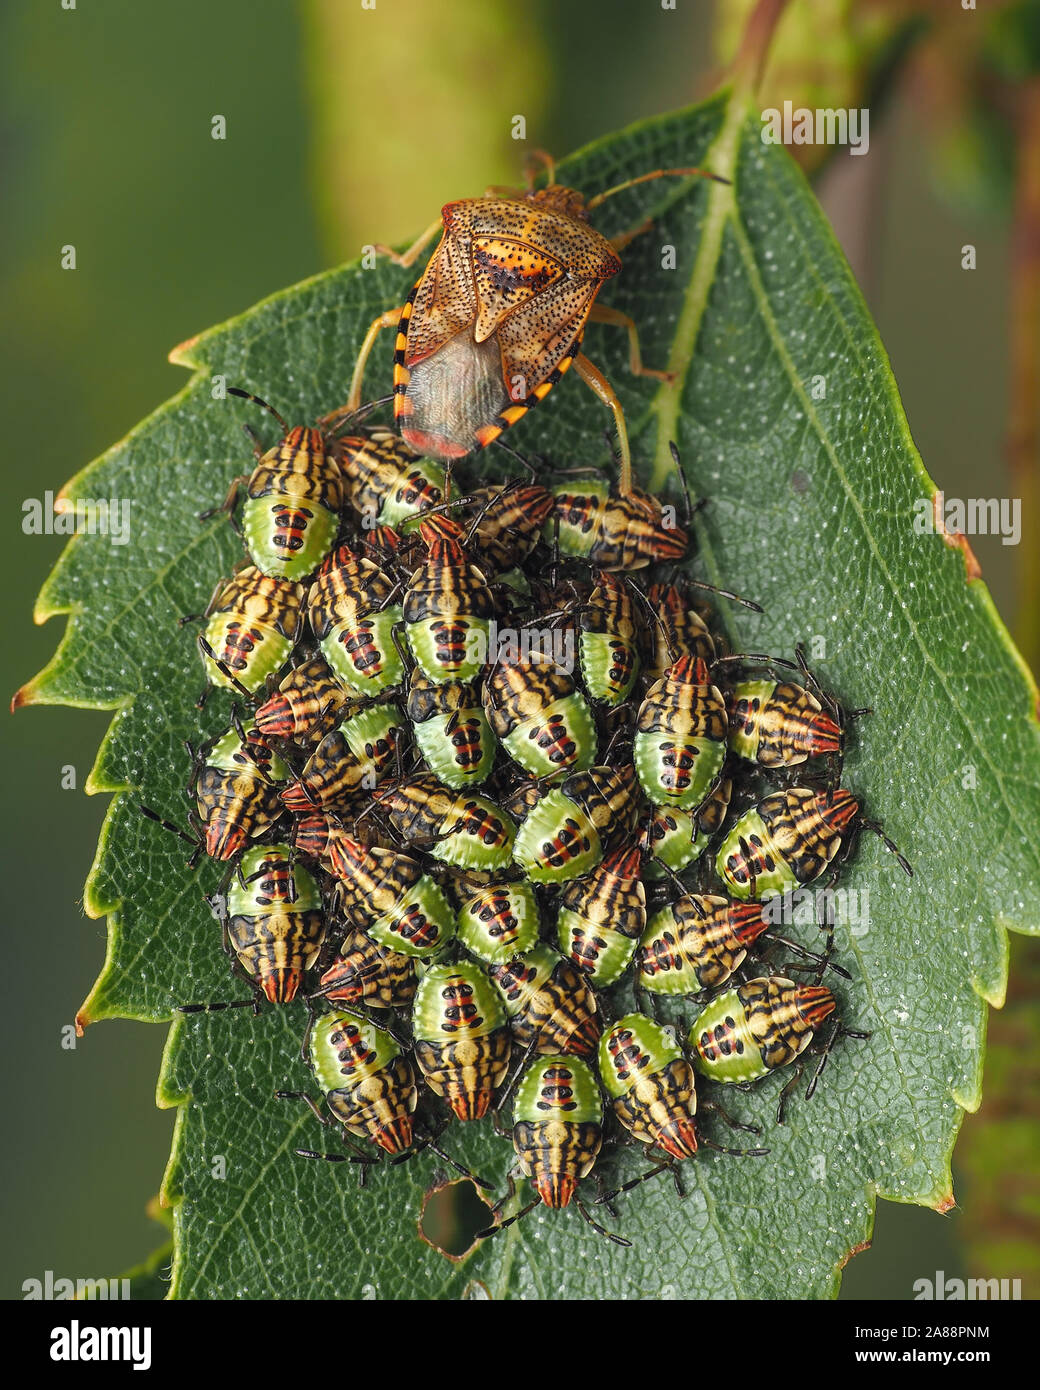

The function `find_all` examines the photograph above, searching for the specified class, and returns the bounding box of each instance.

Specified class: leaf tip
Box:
[169,333,202,367]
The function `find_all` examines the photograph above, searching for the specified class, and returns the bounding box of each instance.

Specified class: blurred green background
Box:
[2,0,1036,1299]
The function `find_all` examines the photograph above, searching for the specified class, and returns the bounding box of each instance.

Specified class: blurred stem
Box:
[1009,77,1040,671]
[732,0,793,98]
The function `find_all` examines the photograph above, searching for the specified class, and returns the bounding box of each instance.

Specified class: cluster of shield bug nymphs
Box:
[144,382,913,1249]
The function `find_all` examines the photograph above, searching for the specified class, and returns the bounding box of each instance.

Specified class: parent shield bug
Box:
[338,154,725,495]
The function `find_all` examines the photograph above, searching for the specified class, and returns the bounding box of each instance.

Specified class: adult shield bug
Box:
[337,154,724,495]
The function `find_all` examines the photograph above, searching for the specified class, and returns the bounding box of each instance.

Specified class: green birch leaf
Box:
[17,80,1040,1299]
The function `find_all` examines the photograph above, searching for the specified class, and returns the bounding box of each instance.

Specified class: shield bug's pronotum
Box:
[336,153,725,495]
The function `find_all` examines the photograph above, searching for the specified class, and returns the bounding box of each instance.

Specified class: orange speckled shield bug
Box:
[332,152,726,497]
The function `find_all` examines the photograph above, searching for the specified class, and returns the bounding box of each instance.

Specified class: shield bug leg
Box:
[591,1169,620,1221]
[700,1135,771,1157]
[574,1196,632,1247]
[856,817,914,878]
[476,1196,540,1243]
[594,1159,675,1206]
[697,1095,763,1139]
[390,1122,494,1193]
[345,307,408,412]
[369,216,444,270]
[572,353,635,498]
[137,803,204,869]
[274,1089,328,1127]
[587,303,675,384]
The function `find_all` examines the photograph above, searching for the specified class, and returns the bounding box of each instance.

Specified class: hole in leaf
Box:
[419,1179,493,1261]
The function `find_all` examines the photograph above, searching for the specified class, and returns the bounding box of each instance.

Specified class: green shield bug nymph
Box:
[411,962,512,1121]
